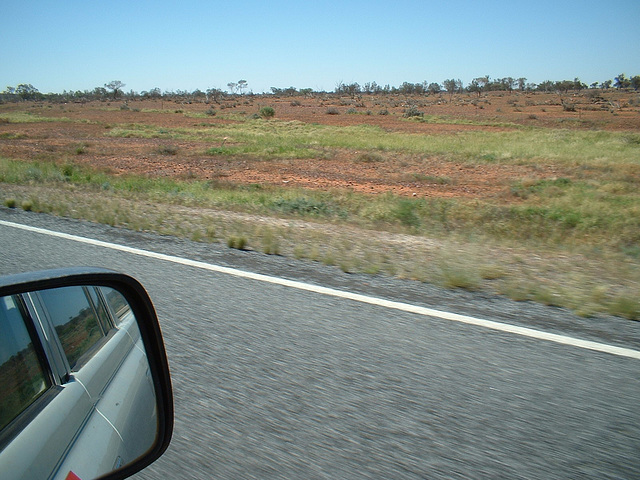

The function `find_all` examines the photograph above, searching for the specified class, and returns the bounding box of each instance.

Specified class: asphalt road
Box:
[1,208,639,479]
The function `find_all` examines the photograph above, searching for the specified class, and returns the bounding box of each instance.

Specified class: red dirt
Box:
[1,91,638,200]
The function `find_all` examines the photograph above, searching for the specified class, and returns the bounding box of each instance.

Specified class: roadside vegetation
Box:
[1,86,639,321]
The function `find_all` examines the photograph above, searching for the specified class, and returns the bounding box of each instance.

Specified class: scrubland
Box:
[1,89,638,319]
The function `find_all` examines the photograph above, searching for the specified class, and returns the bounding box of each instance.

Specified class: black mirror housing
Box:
[0,268,173,480]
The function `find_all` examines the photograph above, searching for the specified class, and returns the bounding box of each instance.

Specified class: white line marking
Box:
[2,219,639,360]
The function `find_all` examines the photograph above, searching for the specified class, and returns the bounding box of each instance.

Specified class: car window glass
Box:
[39,287,105,370]
[0,295,50,430]
[101,287,131,324]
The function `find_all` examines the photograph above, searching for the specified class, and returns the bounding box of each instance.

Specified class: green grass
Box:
[404,114,521,128]
[0,112,91,124]
[0,132,28,139]
[104,118,640,167]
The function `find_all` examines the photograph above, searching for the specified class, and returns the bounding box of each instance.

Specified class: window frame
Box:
[22,291,72,383]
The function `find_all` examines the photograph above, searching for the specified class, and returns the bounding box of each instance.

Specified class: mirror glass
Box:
[0,285,158,480]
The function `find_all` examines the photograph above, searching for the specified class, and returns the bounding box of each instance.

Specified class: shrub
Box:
[206,147,233,156]
[273,197,332,216]
[62,163,75,178]
[227,236,247,250]
[355,152,384,163]
[346,108,358,114]
[378,109,390,115]
[609,295,640,320]
[26,166,43,181]
[4,198,17,208]
[403,105,424,118]
[441,265,481,290]
[156,145,178,155]
[394,199,421,227]
[261,229,280,255]
[205,226,216,242]
[205,108,216,116]
[624,134,640,145]
[326,107,340,115]
[408,173,452,185]
[259,106,275,119]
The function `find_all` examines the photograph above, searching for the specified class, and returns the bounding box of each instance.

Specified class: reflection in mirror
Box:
[0,285,158,480]
[0,295,50,430]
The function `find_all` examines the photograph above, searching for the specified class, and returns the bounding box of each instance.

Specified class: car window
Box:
[101,287,132,324]
[0,295,50,430]
[86,286,113,332]
[39,287,105,370]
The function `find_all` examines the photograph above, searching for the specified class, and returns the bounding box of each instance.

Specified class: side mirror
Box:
[0,268,173,480]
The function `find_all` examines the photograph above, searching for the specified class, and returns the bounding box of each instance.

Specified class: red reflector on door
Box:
[65,472,82,480]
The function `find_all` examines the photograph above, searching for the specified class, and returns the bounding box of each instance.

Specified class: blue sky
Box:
[2,0,638,94]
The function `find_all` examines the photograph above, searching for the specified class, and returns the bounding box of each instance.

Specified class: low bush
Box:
[355,152,384,163]
[272,197,333,216]
[403,105,424,118]
[259,106,275,119]
[393,199,422,227]
[227,236,247,250]
[156,145,178,155]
